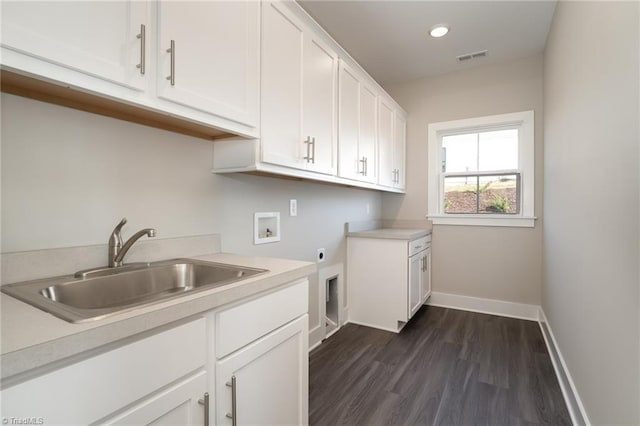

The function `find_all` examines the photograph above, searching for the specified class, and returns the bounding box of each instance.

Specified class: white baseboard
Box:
[308,324,324,352]
[427,291,540,321]
[538,308,590,426]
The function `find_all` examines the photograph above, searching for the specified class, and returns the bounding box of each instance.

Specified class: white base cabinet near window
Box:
[348,234,431,333]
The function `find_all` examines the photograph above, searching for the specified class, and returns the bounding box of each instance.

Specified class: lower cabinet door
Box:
[216,315,309,426]
[421,248,432,303]
[408,252,423,318]
[103,371,208,426]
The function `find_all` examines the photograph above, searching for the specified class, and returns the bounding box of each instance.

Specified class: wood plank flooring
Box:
[309,306,571,426]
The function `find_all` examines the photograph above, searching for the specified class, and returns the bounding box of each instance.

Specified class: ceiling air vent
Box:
[456,50,488,62]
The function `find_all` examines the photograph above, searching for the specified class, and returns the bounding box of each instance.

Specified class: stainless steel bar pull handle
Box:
[166,40,175,86]
[225,375,237,426]
[359,157,366,175]
[198,392,210,426]
[303,136,312,163]
[136,24,146,75]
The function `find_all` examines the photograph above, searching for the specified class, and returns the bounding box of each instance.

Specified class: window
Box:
[427,111,535,227]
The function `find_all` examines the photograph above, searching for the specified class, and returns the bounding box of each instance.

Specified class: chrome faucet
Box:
[108,218,156,267]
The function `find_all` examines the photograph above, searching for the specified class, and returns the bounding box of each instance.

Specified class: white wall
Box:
[0,93,381,345]
[543,1,639,424]
[1,94,221,252]
[382,54,544,305]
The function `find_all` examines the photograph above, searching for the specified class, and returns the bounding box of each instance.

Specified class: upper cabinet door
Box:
[1,1,148,91]
[394,112,407,190]
[157,1,259,128]
[378,98,395,187]
[359,83,378,184]
[338,61,377,183]
[302,36,338,176]
[338,63,361,181]
[261,1,305,170]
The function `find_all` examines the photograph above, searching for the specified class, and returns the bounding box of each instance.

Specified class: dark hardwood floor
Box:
[309,306,571,426]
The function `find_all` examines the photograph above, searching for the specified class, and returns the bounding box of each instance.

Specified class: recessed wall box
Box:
[254,212,281,245]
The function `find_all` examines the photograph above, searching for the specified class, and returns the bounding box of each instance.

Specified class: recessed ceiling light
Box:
[430,24,449,38]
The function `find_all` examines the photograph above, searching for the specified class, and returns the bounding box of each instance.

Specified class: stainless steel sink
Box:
[2,259,267,323]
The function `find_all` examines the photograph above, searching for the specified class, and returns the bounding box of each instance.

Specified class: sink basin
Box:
[2,258,267,323]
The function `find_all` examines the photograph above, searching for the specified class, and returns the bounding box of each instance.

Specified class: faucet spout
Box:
[108,218,156,267]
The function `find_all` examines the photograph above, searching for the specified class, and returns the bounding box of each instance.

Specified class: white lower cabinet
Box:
[213,279,309,426]
[104,371,207,426]
[348,234,431,332]
[215,316,308,426]
[1,279,309,426]
[1,318,208,425]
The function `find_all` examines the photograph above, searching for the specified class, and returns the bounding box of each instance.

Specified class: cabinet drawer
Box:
[1,318,206,425]
[215,279,308,359]
[409,236,430,256]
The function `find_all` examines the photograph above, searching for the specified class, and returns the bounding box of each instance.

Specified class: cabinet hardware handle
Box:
[420,256,424,272]
[225,375,237,426]
[359,157,366,175]
[303,136,312,163]
[166,40,175,86]
[311,136,316,164]
[198,392,210,426]
[136,24,146,75]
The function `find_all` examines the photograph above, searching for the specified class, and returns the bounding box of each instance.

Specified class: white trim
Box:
[308,324,324,352]
[427,291,539,321]
[427,111,535,226]
[428,214,536,228]
[538,308,591,426]
[308,339,322,353]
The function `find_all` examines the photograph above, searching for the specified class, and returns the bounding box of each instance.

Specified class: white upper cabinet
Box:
[378,97,395,187]
[261,1,337,175]
[393,111,407,190]
[1,0,260,137]
[302,36,338,175]
[338,61,377,183]
[378,98,407,190]
[1,1,149,92]
[261,1,305,170]
[157,1,259,129]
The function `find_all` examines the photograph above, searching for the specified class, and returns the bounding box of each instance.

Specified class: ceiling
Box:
[298,1,557,85]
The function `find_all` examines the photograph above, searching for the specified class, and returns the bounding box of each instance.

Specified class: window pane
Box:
[478,129,518,171]
[444,174,520,214]
[444,176,478,214]
[478,174,519,214]
[442,133,477,172]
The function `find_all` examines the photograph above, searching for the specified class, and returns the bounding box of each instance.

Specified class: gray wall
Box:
[382,54,544,305]
[543,1,639,424]
[0,93,382,342]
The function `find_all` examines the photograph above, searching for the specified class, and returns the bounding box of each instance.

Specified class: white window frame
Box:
[427,111,536,227]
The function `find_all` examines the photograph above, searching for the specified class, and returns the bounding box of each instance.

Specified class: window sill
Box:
[427,214,537,228]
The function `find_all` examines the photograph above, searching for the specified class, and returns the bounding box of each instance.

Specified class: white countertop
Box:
[346,228,431,240]
[1,252,315,380]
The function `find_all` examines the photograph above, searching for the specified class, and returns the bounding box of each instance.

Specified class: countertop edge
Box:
[1,253,316,382]
[346,228,431,240]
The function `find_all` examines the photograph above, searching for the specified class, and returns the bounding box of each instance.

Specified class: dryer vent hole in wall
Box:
[325,275,339,336]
